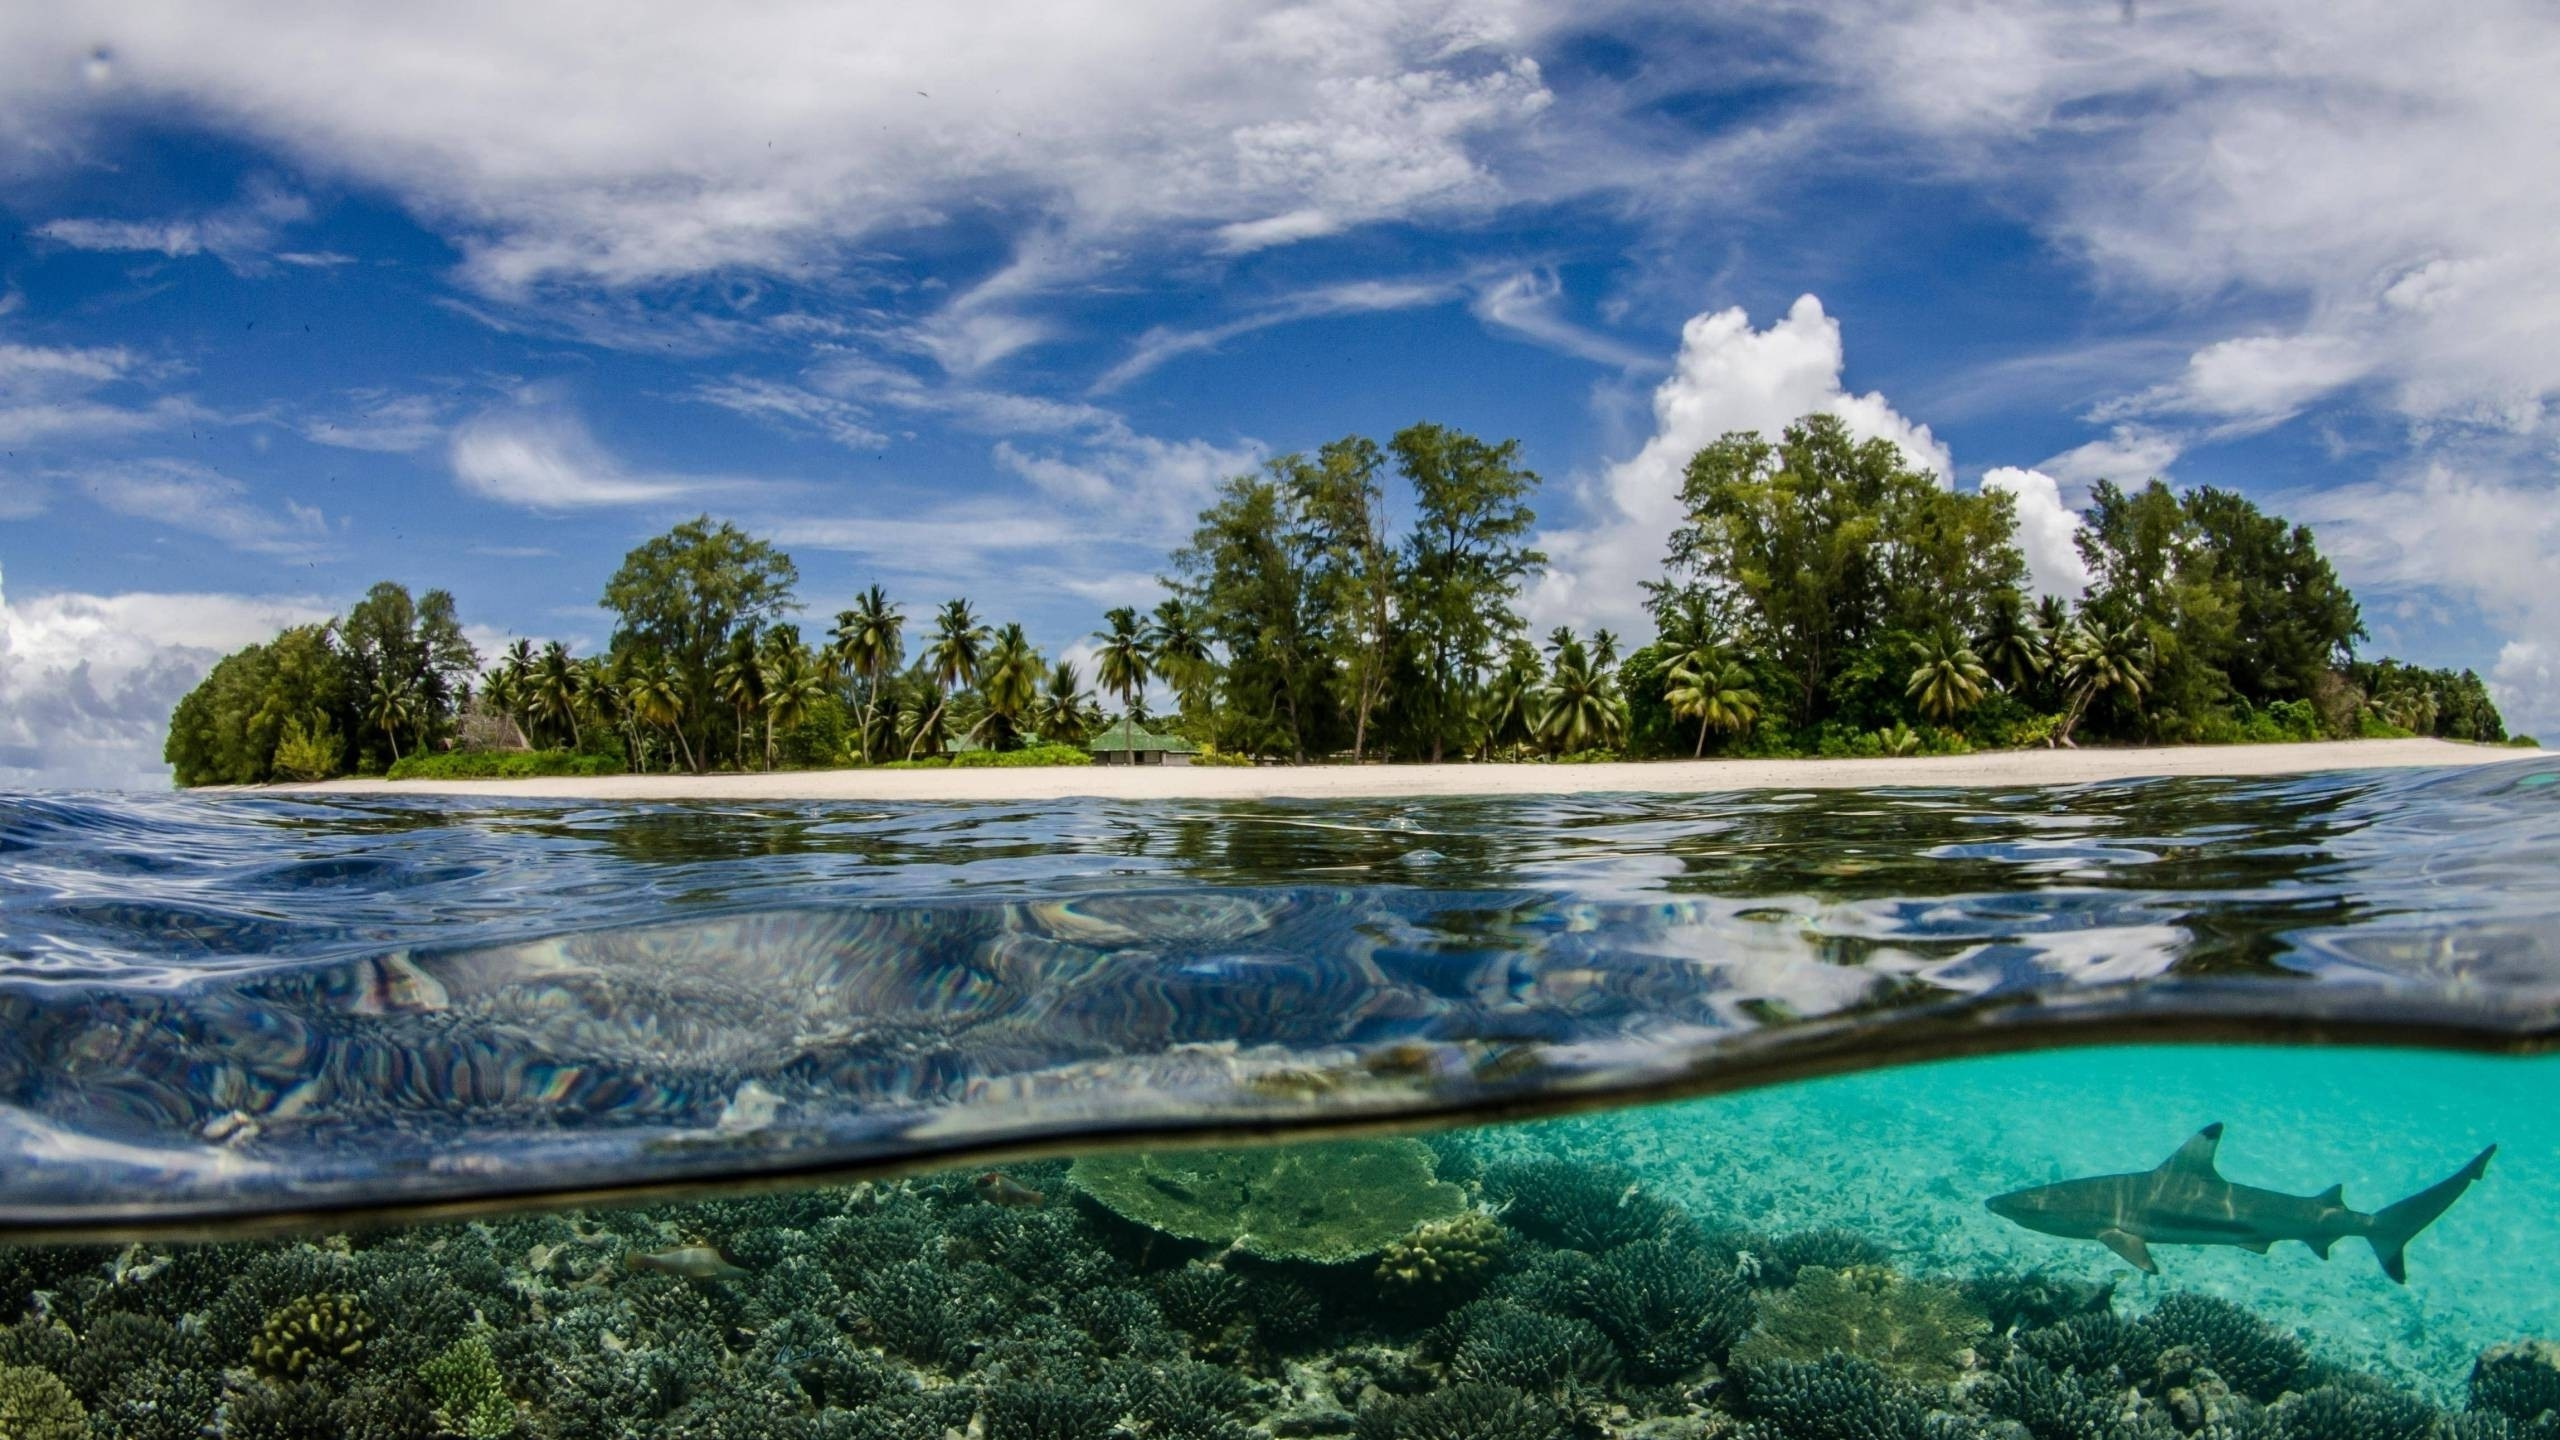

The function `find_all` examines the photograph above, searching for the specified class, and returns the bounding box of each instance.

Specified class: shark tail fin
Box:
[2365,1145,2495,1284]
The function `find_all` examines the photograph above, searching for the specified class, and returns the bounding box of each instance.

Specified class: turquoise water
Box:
[1,760,2556,1436]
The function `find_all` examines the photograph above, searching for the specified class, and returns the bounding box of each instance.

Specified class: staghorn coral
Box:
[420,1334,517,1439]
[1377,1210,1507,1291]
[1484,1158,1680,1253]
[1125,1358,1255,1440]
[2474,1344,2560,1429]
[0,1365,84,1440]
[1767,1229,1894,1285]
[2143,1294,2313,1405]
[250,1291,372,1378]
[979,1377,1122,1440]
[1443,1301,1619,1397]
[2268,1379,2441,1440]
[1570,1236,1755,1382]
[1354,1381,1567,1440]
[1736,1265,1989,1385]
[1732,1352,1936,1440]
[1069,1140,1467,1263]
[2018,1312,2161,1386]
[1979,1353,2170,1440]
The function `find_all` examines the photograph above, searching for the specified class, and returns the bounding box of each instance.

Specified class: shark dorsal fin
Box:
[2158,1123,2226,1177]
[2316,1183,2345,1207]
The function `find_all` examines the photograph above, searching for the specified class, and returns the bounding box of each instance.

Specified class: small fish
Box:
[623,1244,749,1282]
[974,1171,1046,1208]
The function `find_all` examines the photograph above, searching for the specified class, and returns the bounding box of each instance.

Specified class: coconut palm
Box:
[1095,605,1154,760]
[1906,629,1991,725]
[533,640,584,751]
[1144,599,1211,716]
[1591,628,1622,671]
[2055,619,2152,747]
[477,665,525,748]
[829,586,905,764]
[1476,640,1543,759]
[910,599,988,759]
[1976,592,2051,696]
[713,629,765,769]
[1034,660,1096,744]
[758,631,828,769]
[366,672,418,765]
[628,655,697,773]
[1534,635,1626,754]
[1665,649,1761,756]
[971,623,1044,751]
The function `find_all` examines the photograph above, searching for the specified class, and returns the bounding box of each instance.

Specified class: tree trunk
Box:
[1695,715,1709,757]
[909,695,946,760]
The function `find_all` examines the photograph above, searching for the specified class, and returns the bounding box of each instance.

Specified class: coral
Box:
[1240,1272,1329,1353]
[1736,1265,1988,1385]
[1767,1230,1894,1285]
[1151,1263,1247,1338]
[250,1291,372,1378]
[1980,1354,2163,1440]
[2142,1294,2312,1404]
[59,1310,190,1401]
[0,1366,84,1440]
[979,1378,1121,1440]
[1569,1237,1755,1382]
[2017,1313,2161,1386]
[1377,1210,1508,1291]
[1126,1359,1255,1440]
[848,1257,1000,1370]
[1069,1140,1467,1263]
[1964,1274,2119,1338]
[1733,1352,1935,1440]
[2268,1380,2440,1440]
[80,1359,222,1440]
[1354,1382,1566,1440]
[421,1334,517,1439]
[1443,1301,1619,1396]
[0,1322,73,1377]
[1063,1285,1177,1361]
[1483,1158,1680,1252]
[2473,1343,2560,1428]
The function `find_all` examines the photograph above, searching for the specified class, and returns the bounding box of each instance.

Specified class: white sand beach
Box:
[276,738,2537,803]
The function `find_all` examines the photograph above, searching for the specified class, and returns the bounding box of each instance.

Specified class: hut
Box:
[1087,726,1199,765]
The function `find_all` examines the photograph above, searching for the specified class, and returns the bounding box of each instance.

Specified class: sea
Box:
[0,758,2553,1439]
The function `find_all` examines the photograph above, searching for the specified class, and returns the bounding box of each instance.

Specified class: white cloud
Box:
[2034,424,2182,500]
[447,406,719,509]
[1529,294,1950,635]
[33,178,314,275]
[301,392,446,453]
[2494,643,2553,742]
[687,378,888,451]
[1979,467,2090,603]
[76,459,333,557]
[1471,269,1657,369]
[0,339,201,448]
[1095,278,1454,392]
[1,2,1555,309]
[0,571,329,789]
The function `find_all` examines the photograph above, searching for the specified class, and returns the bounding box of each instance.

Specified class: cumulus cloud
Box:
[0,571,329,789]
[1529,294,1950,634]
[448,406,724,509]
[2034,424,2182,500]
[76,459,333,557]
[1979,467,2091,603]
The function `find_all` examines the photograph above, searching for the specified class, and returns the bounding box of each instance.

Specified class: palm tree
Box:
[1144,599,1211,719]
[1906,629,1991,725]
[629,655,697,773]
[829,586,905,764]
[1976,592,2051,696]
[366,673,418,766]
[1534,635,1626,754]
[1591,628,1622,671]
[499,637,537,741]
[1665,649,1761,756]
[971,623,1043,750]
[2034,594,2072,645]
[759,632,828,769]
[713,629,765,769]
[1476,640,1543,759]
[2055,619,2152,747]
[1034,660,1096,744]
[533,641,584,751]
[911,599,988,759]
[1095,605,1153,761]
[478,665,525,748]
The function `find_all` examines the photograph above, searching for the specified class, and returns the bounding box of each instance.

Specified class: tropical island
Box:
[165,415,2531,796]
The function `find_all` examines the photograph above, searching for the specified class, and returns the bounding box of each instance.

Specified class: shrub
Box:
[386,750,620,781]
[270,715,345,781]
[1189,750,1256,767]
[949,743,1093,768]
[2509,735,2541,749]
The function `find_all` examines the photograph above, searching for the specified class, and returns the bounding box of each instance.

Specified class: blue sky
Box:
[3,2,2556,786]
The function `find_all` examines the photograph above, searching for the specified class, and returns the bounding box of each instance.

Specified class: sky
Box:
[2,1,2556,788]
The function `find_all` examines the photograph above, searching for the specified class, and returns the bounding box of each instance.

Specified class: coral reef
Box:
[1736,1265,1989,1384]
[1070,1140,1466,1262]
[0,1133,2542,1440]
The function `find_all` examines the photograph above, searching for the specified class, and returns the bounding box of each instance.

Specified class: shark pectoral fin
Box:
[2097,1228,2159,1273]
[2304,1234,2337,1260]
[2236,1237,2273,1253]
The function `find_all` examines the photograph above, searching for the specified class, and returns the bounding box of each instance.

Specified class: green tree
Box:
[626,654,696,772]
[1170,470,1327,760]
[758,628,827,768]
[1144,598,1212,725]
[912,599,988,758]
[1475,640,1544,759]
[1094,605,1154,759]
[600,516,799,772]
[713,628,765,768]
[365,672,419,765]
[2056,619,2153,747]
[339,581,480,764]
[1976,591,2052,698]
[1665,647,1760,756]
[532,640,584,751]
[1906,629,1990,725]
[971,622,1043,751]
[2180,486,2365,707]
[1534,633,1625,754]
[828,585,904,764]
[1293,435,1399,760]
[1391,423,1544,762]
[1034,660,1097,743]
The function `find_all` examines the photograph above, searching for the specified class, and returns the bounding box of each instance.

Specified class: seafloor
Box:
[0,1046,2549,1440]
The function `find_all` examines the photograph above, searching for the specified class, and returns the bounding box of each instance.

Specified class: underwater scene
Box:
[2,760,2557,1440]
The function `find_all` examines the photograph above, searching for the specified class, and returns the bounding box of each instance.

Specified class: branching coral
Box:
[250,1291,372,1378]
[421,1334,517,1439]
[1354,1382,1566,1440]
[0,1365,85,1440]
[1483,1158,1679,1253]
[2142,1294,2312,1405]
[1736,1265,1989,1385]
[1766,1229,1893,1285]
[2267,1379,2441,1440]
[1442,1301,1618,1397]
[1377,1210,1507,1291]
[1568,1236,1754,1381]
[2473,1343,2560,1429]
[1733,1352,1936,1440]
[1069,1140,1466,1263]
[1980,1354,2168,1440]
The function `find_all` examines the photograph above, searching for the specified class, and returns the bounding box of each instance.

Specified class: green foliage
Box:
[420,1335,516,1439]
[165,624,350,785]
[948,743,1093,768]
[1392,423,1546,762]
[269,712,345,782]
[2511,735,2542,748]
[600,516,801,773]
[0,1365,84,1440]
[387,749,620,780]
[1733,1265,1988,1384]
[1068,1139,1467,1263]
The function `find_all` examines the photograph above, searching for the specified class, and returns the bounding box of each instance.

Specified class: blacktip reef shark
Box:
[1986,1123,2495,1283]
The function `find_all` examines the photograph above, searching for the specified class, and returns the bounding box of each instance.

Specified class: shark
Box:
[1985,1123,2494,1283]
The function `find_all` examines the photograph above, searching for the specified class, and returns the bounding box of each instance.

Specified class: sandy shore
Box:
[273,738,2537,803]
